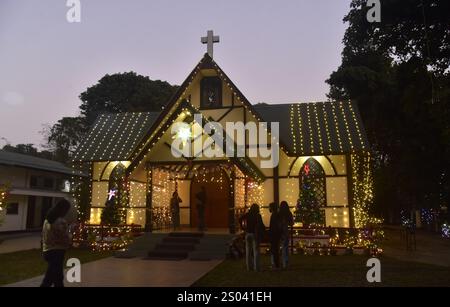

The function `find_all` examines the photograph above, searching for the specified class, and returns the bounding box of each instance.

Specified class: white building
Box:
[0,150,78,232]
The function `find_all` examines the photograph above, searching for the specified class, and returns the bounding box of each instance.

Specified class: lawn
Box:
[0,248,113,286]
[193,254,450,287]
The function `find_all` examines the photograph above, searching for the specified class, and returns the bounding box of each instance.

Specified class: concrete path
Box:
[0,233,41,254]
[6,257,222,287]
[382,227,450,267]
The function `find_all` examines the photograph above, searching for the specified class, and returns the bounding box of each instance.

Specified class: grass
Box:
[0,248,113,286]
[193,254,450,287]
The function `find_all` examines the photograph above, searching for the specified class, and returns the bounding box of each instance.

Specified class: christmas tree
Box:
[101,195,123,225]
[295,166,324,226]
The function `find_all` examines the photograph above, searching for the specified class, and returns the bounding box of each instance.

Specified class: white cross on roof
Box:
[201,30,220,58]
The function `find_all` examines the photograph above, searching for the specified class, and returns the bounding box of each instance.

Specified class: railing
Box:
[233,206,383,255]
[150,207,172,230]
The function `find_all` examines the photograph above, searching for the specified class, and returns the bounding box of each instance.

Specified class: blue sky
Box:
[0,0,350,146]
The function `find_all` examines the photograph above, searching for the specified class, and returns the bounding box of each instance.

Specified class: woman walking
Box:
[40,199,72,287]
[279,201,294,269]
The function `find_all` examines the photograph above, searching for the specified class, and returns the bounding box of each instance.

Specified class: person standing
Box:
[239,203,265,271]
[170,191,182,230]
[269,202,281,270]
[279,201,294,269]
[40,199,72,287]
[196,186,207,231]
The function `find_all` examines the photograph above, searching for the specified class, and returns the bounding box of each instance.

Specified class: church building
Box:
[73,32,373,233]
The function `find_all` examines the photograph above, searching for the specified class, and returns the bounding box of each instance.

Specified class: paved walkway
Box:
[0,233,41,254]
[382,227,450,267]
[6,257,222,287]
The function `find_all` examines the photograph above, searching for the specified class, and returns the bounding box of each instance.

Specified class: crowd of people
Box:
[239,201,294,271]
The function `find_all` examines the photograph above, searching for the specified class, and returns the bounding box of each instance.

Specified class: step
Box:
[168,232,204,238]
[155,243,196,251]
[163,237,201,244]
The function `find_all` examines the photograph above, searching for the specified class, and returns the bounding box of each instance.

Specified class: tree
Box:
[295,173,324,226]
[327,0,450,222]
[42,116,88,162]
[100,197,122,226]
[79,72,179,125]
[3,143,38,155]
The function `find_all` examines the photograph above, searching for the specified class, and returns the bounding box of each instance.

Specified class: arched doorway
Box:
[298,157,326,225]
[190,166,230,229]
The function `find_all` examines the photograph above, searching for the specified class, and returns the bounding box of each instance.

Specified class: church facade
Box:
[73,49,372,233]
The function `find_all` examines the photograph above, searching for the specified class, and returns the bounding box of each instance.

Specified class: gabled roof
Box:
[253,101,369,156]
[72,112,160,162]
[0,150,80,176]
[73,54,370,164]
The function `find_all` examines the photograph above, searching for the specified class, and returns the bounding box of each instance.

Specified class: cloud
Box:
[2,91,25,106]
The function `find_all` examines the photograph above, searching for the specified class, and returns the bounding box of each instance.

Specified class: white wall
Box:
[0,195,28,232]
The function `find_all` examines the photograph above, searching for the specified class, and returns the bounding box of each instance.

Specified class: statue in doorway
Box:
[170,191,182,230]
[196,186,207,232]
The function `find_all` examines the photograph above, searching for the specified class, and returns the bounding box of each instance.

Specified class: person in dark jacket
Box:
[269,202,281,270]
[279,201,294,269]
[239,203,265,271]
[40,199,72,287]
[170,191,182,230]
[196,186,207,231]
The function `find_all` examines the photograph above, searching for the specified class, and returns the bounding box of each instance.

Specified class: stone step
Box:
[155,243,196,251]
[163,237,200,244]
[168,232,204,238]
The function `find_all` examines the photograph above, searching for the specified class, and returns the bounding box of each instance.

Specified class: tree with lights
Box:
[295,167,324,226]
[101,195,122,226]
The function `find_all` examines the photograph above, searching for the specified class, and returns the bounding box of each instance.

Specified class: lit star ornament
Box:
[304,164,310,176]
[108,189,117,201]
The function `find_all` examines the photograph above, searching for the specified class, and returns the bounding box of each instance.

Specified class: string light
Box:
[71,55,380,245]
[339,101,354,151]
[312,103,324,154]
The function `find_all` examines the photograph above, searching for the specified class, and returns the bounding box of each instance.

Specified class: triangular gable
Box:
[127,100,266,183]
[127,53,284,175]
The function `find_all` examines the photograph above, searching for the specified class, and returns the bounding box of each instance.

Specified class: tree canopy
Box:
[79,72,179,126]
[327,0,450,221]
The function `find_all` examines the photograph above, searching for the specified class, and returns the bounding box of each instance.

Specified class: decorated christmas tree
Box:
[101,195,123,225]
[295,165,325,226]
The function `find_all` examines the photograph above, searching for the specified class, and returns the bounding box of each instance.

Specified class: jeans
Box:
[270,237,280,268]
[245,233,260,271]
[281,237,290,268]
[41,249,66,287]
